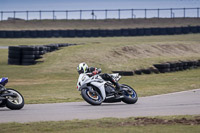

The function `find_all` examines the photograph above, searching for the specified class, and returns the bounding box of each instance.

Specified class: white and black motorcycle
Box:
[77,73,138,105]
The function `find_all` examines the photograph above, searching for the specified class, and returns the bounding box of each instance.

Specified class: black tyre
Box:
[121,84,138,104]
[35,55,43,59]
[8,58,21,65]
[0,99,6,107]
[134,70,142,75]
[84,30,92,37]
[9,50,21,55]
[39,51,44,55]
[81,89,102,105]
[149,67,159,74]
[112,71,124,76]
[112,71,133,76]
[22,50,35,55]
[6,89,24,110]
[99,30,107,37]
[38,46,45,51]
[8,53,21,59]
[122,71,134,76]
[153,63,170,69]
[141,69,151,74]
[21,46,35,51]
[8,46,21,51]
[197,60,200,67]
[21,59,36,65]
[21,62,36,65]
[22,54,35,59]
[159,68,170,73]
[34,51,40,55]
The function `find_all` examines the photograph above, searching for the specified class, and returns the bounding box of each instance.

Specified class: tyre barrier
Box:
[153,63,170,73]
[1,25,200,38]
[112,71,134,76]
[8,46,22,65]
[0,31,6,38]
[112,59,200,76]
[141,68,152,74]
[113,29,121,36]
[153,60,200,73]
[134,70,142,75]
[8,43,77,65]
[144,28,152,36]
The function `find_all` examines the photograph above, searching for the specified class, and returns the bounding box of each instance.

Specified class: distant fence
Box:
[0,26,199,38]
[0,7,200,21]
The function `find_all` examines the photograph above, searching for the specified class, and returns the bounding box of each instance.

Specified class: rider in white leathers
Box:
[77,62,122,92]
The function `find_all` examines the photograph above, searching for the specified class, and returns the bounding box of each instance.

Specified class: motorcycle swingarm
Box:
[1,92,18,97]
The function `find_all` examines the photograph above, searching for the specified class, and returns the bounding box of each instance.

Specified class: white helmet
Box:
[77,62,88,74]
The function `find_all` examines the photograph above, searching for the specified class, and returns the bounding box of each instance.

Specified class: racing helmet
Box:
[77,62,88,74]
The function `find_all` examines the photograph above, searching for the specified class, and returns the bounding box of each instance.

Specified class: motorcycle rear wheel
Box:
[121,84,138,104]
[81,89,102,105]
[6,89,24,110]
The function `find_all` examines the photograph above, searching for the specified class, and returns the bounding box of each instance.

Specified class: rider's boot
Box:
[115,82,123,92]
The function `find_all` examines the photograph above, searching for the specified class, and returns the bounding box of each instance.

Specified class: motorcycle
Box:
[77,73,138,105]
[0,77,24,110]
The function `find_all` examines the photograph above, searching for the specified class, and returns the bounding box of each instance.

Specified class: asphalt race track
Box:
[0,89,200,123]
[0,46,8,49]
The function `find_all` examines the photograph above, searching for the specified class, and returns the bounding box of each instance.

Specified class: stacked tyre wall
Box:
[8,43,76,65]
[1,26,200,38]
[112,60,200,76]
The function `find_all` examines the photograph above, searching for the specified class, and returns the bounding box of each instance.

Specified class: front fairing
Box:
[90,81,106,101]
[77,74,90,91]
[76,74,107,100]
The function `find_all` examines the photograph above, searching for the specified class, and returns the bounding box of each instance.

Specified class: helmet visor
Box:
[77,66,84,74]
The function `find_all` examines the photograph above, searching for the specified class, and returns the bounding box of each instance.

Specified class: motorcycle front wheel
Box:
[121,84,138,104]
[6,89,24,110]
[81,88,102,105]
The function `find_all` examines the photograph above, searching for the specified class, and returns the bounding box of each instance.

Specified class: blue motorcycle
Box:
[0,77,24,110]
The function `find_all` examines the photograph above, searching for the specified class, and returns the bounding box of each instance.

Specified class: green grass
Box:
[0,34,200,103]
[0,115,199,133]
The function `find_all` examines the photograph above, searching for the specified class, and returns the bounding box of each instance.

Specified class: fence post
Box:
[1,11,3,21]
[183,8,185,18]
[197,8,199,18]
[91,10,94,19]
[13,11,16,19]
[131,9,133,19]
[145,9,147,19]
[80,10,82,20]
[26,11,29,21]
[53,10,55,20]
[157,8,160,18]
[170,8,173,18]
[105,9,107,19]
[118,9,120,20]
[66,10,68,20]
[39,10,42,20]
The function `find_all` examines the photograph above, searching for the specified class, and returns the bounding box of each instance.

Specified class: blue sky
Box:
[1,0,200,11]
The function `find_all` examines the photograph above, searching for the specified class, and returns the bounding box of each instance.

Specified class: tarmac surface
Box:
[0,46,8,49]
[0,89,200,123]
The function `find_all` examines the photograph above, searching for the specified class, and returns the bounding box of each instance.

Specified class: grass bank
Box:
[0,34,200,103]
[0,115,199,133]
[0,18,200,30]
